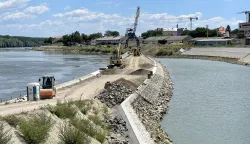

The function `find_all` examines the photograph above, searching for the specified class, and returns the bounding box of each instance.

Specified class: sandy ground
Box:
[0,55,154,116]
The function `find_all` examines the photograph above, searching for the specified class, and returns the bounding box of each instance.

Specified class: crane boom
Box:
[133,6,140,33]
[237,11,250,22]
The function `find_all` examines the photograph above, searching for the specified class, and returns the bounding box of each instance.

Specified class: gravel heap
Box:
[105,117,130,144]
[132,67,173,144]
[95,83,133,108]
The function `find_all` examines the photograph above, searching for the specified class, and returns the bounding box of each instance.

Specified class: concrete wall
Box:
[119,57,164,144]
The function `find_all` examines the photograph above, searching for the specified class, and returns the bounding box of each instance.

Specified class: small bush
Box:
[0,123,12,144]
[70,118,107,143]
[49,102,77,119]
[3,115,20,127]
[59,123,90,144]
[19,113,53,144]
[69,100,92,115]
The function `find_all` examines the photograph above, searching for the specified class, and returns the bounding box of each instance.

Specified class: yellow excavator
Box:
[108,43,122,69]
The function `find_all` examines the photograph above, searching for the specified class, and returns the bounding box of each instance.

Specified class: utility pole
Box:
[206,25,209,39]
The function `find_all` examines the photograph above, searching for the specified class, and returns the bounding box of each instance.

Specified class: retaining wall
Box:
[119,57,165,144]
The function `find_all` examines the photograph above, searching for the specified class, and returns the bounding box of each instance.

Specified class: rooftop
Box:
[196,39,232,42]
[96,36,125,41]
[166,35,191,41]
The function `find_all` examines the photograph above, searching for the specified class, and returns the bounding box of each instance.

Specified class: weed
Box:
[59,123,90,144]
[88,115,102,127]
[0,123,12,144]
[19,113,53,144]
[2,115,20,127]
[49,102,77,119]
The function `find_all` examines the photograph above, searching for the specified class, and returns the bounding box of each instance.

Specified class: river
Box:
[157,58,250,144]
[0,48,109,101]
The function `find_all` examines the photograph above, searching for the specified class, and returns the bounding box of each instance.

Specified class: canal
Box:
[157,58,250,144]
[0,48,109,101]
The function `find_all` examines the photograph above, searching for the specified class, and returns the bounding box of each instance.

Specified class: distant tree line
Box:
[56,30,120,46]
[141,29,163,39]
[182,27,221,37]
[0,35,46,48]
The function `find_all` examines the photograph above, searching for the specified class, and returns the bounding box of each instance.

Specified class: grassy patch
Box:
[59,123,90,144]
[19,113,53,144]
[2,115,20,127]
[48,102,77,119]
[88,115,102,127]
[0,123,12,144]
[70,118,108,143]
[68,100,92,115]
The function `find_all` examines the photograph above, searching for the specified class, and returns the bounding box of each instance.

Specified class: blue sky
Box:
[0,0,248,37]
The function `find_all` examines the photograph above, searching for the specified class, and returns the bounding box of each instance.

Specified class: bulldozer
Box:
[39,76,56,99]
[108,43,123,69]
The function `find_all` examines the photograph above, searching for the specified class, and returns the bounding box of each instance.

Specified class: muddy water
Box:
[0,48,109,101]
[157,58,250,144]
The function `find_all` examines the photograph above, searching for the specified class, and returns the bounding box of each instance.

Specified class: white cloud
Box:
[2,8,244,37]
[64,6,70,10]
[0,12,35,21]
[24,4,49,14]
[0,0,30,11]
[96,1,114,4]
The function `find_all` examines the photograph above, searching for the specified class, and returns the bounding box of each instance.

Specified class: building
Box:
[239,22,250,37]
[162,28,184,36]
[144,36,192,44]
[165,36,192,44]
[95,36,126,45]
[194,39,232,46]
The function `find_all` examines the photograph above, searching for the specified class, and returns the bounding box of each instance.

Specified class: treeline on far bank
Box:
[0,35,46,48]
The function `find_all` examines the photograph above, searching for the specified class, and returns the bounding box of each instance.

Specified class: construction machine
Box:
[108,43,122,69]
[125,6,141,57]
[39,76,56,99]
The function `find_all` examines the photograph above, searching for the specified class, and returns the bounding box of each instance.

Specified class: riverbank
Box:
[155,55,250,66]
[1,54,174,144]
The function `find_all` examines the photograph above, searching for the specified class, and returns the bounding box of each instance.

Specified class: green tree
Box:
[81,33,88,42]
[231,29,239,34]
[226,25,231,33]
[104,30,119,37]
[73,31,82,43]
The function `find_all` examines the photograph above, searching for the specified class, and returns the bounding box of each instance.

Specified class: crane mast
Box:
[125,6,140,48]
[189,17,198,30]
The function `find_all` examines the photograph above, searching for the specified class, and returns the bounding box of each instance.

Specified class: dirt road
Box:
[0,55,154,116]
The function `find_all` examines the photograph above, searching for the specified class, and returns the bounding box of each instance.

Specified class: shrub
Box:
[49,102,77,119]
[69,100,92,115]
[59,123,90,144]
[0,123,12,144]
[19,113,53,144]
[3,115,20,127]
[70,118,107,143]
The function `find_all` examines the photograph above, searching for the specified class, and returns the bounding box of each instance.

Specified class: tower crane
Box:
[237,11,250,22]
[189,17,198,30]
[125,6,140,56]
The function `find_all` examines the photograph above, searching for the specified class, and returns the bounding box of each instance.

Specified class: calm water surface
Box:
[157,58,250,144]
[0,48,109,101]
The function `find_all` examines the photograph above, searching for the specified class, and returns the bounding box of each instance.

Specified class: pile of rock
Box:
[105,117,130,144]
[95,83,133,108]
[132,67,173,144]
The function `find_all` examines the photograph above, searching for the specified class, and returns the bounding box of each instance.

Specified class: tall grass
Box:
[59,123,90,144]
[2,115,20,127]
[0,123,12,144]
[19,113,53,144]
[48,102,77,119]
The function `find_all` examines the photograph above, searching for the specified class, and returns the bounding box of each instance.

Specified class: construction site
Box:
[0,6,173,144]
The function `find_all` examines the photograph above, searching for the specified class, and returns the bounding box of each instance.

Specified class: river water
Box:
[0,48,109,101]
[157,58,250,144]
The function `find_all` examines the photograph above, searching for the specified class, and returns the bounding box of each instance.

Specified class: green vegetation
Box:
[70,118,107,143]
[48,102,77,119]
[63,45,129,54]
[182,27,221,37]
[59,123,90,144]
[141,29,163,39]
[19,113,53,144]
[57,30,120,46]
[0,123,12,144]
[2,115,20,127]
[69,100,92,115]
[0,35,46,48]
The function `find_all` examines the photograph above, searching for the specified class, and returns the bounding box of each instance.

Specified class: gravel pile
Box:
[95,83,133,108]
[105,117,130,144]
